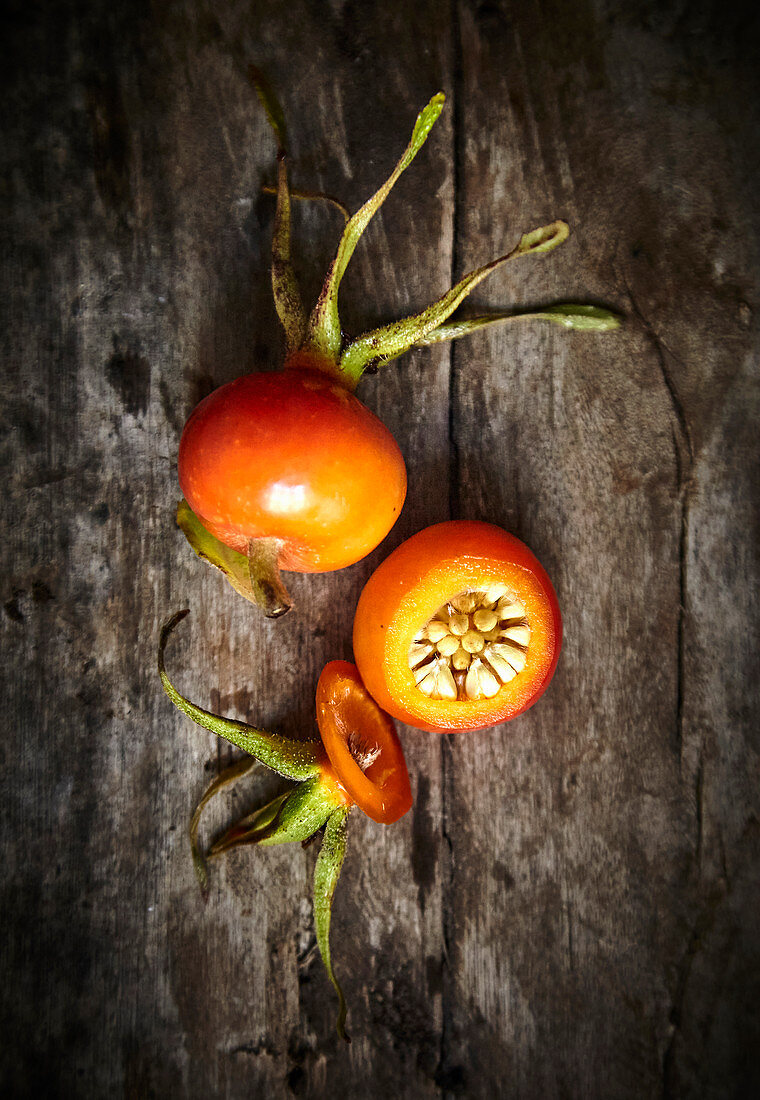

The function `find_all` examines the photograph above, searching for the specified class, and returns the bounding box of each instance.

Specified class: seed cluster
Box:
[408,584,530,701]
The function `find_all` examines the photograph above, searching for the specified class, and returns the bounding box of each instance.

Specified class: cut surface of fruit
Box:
[410,585,531,701]
[353,521,562,733]
[316,661,413,823]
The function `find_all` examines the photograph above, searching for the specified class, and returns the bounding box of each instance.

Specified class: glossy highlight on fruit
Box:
[179,360,406,573]
[353,521,562,732]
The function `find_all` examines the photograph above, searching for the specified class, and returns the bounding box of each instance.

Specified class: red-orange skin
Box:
[178,358,406,572]
[353,521,562,733]
[316,661,412,824]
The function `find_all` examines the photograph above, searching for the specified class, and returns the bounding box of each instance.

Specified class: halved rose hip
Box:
[353,521,562,733]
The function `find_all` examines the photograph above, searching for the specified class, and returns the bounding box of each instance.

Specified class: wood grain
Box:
[1,1,758,1097]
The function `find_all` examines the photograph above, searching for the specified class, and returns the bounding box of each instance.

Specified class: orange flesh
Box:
[353,521,562,733]
[316,662,413,824]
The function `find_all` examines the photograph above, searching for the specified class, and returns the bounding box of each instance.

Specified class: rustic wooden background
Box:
[2,0,759,1096]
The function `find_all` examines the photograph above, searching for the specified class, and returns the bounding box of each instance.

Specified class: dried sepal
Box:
[249,65,306,352]
[189,756,261,896]
[207,789,291,859]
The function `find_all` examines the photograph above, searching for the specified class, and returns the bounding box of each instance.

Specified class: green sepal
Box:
[314,806,352,1042]
[176,501,292,618]
[189,756,260,896]
[306,93,446,363]
[256,776,342,848]
[208,790,292,857]
[176,499,256,602]
[158,609,323,781]
[339,220,570,383]
[412,303,622,349]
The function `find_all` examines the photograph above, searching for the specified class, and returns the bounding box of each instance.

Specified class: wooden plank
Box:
[2,0,759,1097]
[441,1,760,1097]
[1,0,454,1096]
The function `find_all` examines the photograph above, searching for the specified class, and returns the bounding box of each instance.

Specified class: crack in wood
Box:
[622,275,694,764]
[661,881,727,1099]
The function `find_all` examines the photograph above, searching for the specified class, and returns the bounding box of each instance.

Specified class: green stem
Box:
[339,220,570,384]
[306,93,446,363]
[208,790,292,857]
[158,610,322,781]
[314,806,352,1042]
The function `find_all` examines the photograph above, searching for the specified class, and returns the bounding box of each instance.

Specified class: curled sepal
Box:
[262,185,350,224]
[249,65,288,151]
[189,756,261,896]
[511,221,570,256]
[306,93,446,363]
[249,65,306,353]
[314,806,352,1042]
[208,790,292,857]
[339,220,570,383]
[413,303,622,349]
[176,501,292,618]
[177,499,255,603]
[213,775,344,854]
[158,609,323,781]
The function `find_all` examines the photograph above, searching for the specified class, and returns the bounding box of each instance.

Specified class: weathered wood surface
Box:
[2,1,759,1097]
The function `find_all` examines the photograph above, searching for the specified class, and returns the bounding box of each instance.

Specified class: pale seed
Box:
[461,630,485,654]
[484,583,509,604]
[450,592,477,614]
[424,620,450,643]
[436,634,460,657]
[484,649,517,682]
[414,660,435,684]
[408,643,433,668]
[435,660,458,700]
[449,613,469,637]
[503,623,530,646]
[498,600,526,622]
[451,646,471,670]
[465,660,482,700]
[490,641,527,672]
[479,664,501,697]
[417,668,438,696]
[473,608,498,632]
